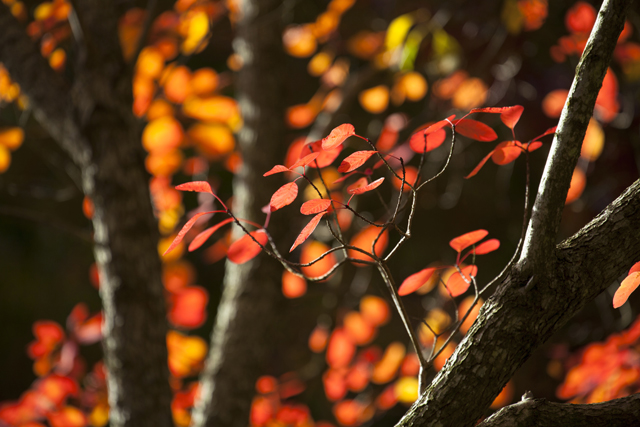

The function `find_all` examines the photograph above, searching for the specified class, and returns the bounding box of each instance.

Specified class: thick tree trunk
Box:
[190,0,288,426]
[0,5,174,427]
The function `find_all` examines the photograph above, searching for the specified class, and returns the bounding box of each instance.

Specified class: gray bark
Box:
[190,0,288,426]
[0,5,173,427]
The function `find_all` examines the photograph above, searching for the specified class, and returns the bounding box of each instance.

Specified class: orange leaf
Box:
[450,230,488,252]
[322,123,356,150]
[409,128,446,153]
[398,268,437,296]
[169,286,208,329]
[348,226,388,264]
[300,140,343,168]
[227,229,268,264]
[338,150,377,173]
[613,271,640,308]
[566,167,586,204]
[270,182,299,211]
[470,105,524,130]
[360,296,390,326]
[326,328,355,368]
[348,177,385,195]
[290,213,325,252]
[164,211,214,256]
[263,165,289,176]
[473,238,500,255]
[446,265,478,297]
[526,141,543,152]
[542,90,568,118]
[189,218,233,251]
[282,271,307,298]
[290,152,320,170]
[454,119,497,141]
[629,261,640,275]
[175,181,214,194]
[301,199,332,215]
[491,141,522,165]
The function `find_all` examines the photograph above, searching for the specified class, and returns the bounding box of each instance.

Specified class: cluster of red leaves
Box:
[557,314,640,403]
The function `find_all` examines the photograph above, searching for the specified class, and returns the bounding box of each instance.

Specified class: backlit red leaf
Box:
[531,126,557,142]
[348,177,385,195]
[301,140,342,168]
[450,229,488,252]
[301,199,332,215]
[398,268,437,296]
[526,141,543,152]
[164,211,215,255]
[470,106,524,130]
[409,128,446,153]
[264,165,290,176]
[454,119,498,141]
[473,238,500,255]
[290,212,325,252]
[446,265,478,297]
[290,152,320,170]
[322,123,356,150]
[465,150,495,179]
[338,151,377,173]
[176,181,214,194]
[629,261,640,275]
[491,141,522,165]
[169,286,209,328]
[227,229,268,264]
[613,271,640,308]
[423,115,456,134]
[189,218,234,251]
[270,182,299,211]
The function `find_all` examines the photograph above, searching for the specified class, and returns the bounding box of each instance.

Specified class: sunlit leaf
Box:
[290,152,320,170]
[344,311,376,345]
[348,226,389,265]
[338,150,377,173]
[348,177,385,195]
[333,400,364,427]
[189,218,234,252]
[450,230,488,252]
[169,286,208,329]
[409,128,446,153]
[290,213,325,252]
[359,85,390,114]
[566,167,586,204]
[264,165,290,176]
[372,342,405,384]
[164,211,215,256]
[470,105,524,130]
[326,328,355,368]
[473,238,500,255]
[282,271,307,298]
[531,126,557,142]
[395,376,419,404]
[630,261,640,275]
[542,90,568,118]
[491,141,522,165]
[453,119,497,141]
[360,296,390,326]
[301,140,342,168]
[565,1,596,34]
[392,166,418,191]
[322,123,356,150]
[613,271,640,308]
[446,265,478,297]
[581,118,604,161]
[300,241,336,278]
[175,181,214,194]
[227,229,268,264]
[323,369,348,401]
[301,199,332,215]
[458,296,484,334]
[270,182,299,211]
[452,78,488,110]
[398,267,437,296]
[142,116,184,153]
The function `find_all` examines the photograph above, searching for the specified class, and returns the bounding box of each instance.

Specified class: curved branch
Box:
[478,394,640,427]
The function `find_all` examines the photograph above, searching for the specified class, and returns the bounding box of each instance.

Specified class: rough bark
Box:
[479,394,640,427]
[190,0,288,426]
[0,5,173,427]
[396,0,635,426]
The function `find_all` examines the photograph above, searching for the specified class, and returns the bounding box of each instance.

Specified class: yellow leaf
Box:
[385,14,414,52]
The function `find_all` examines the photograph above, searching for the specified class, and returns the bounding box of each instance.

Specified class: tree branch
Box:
[478,394,640,427]
[518,0,631,272]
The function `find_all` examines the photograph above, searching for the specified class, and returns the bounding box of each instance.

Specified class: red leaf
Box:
[422,115,456,134]
[189,218,234,251]
[169,286,209,328]
[333,171,357,184]
[290,152,320,170]
[470,106,524,130]
[531,126,557,142]
[450,229,488,252]
[472,238,500,255]
[526,141,543,152]
[454,119,498,141]
[301,199,332,215]
[465,150,495,179]
[409,128,446,153]
[301,140,343,168]
[348,177,385,195]
[613,271,640,308]
[629,261,640,275]
[491,141,522,165]
[338,151,377,173]
[446,265,478,297]
[322,123,356,150]
[176,181,214,194]
[398,268,437,296]
[290,213,325,252]
[227,229,268,264]
[164,211,215,255]
[264,165,290,176]
[270,182,299,211]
